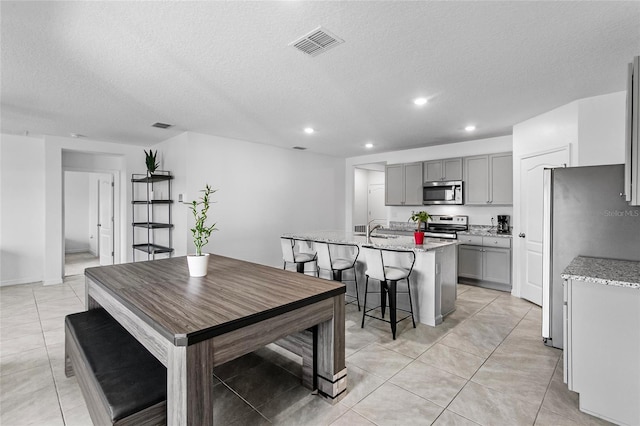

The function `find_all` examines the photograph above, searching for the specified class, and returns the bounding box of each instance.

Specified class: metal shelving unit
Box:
[131,171,173,261]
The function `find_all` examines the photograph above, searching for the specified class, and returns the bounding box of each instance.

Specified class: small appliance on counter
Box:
[497,215,510,234]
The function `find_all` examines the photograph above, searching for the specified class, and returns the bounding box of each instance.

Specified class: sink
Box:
[353,232,398,240]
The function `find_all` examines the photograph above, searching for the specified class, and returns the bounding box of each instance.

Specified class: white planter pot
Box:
[187,253,210,277]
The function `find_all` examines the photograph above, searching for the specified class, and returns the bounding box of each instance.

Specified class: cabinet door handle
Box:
[518,233,526,238]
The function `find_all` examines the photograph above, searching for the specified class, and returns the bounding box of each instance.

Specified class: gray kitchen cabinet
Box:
[423,158,463,182]
[464,152,513,205]
[458,235,511,291]
[385,162,423,206]
[458,245,483,280]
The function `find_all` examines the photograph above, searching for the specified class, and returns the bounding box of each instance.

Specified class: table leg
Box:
[316,294,347,403]
[167,340,214,425]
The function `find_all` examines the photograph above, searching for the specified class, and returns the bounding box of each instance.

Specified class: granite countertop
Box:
[561,256,640,289]
[457,225,512,238]
[282,230,458,253]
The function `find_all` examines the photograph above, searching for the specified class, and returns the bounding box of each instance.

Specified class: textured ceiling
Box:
[1,1,639,157]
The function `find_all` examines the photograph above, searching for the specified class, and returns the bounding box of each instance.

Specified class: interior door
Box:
[98,175,114,266]
[368,184,386,223]
[519,147,569,305]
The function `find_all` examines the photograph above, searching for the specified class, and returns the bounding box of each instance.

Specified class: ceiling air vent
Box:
[151,122,173,129]
[290,27,344,57]
[292,146,307,150]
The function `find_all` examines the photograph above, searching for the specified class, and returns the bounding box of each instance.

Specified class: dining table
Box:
[83,254,347,425]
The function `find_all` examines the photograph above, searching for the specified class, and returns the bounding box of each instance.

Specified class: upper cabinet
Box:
[464,153,513,205]
[385,162,423,206]
[423,158,463,182]
[625,56,639,206]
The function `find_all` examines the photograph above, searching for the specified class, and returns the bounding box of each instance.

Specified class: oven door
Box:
[423,181,463,205]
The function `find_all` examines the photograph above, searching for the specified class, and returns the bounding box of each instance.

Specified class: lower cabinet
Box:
[458,235,511,291]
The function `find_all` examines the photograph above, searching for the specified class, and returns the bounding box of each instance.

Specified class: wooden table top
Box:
[85,255,345,345]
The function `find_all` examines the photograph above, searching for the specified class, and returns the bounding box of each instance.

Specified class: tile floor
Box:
[0,275,613,425]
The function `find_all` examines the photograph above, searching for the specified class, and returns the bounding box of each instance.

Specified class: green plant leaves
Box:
[185,184,218,256]
[144,149,159,173]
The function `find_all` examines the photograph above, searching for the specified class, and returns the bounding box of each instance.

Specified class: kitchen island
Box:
[561,256,640,426]
[282,231,459,327]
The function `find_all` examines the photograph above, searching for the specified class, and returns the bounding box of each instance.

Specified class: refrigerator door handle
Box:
[542,168,553,340]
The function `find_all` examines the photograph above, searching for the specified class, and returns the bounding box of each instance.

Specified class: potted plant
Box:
[144,149,159,176]
[185,184,218,277]
[410,211,430,245]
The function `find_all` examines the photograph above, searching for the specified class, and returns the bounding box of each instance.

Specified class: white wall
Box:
[511,91,626,297]
[345,135,514,228]
[0,133,144,286]
[577,92,626,166]
[64,172,91,253]
[0,135,45,286]
[153,131,346,268]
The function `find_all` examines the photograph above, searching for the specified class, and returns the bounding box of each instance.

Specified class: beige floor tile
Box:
[489,336,560,376]
[0,304,38,319]
[0,311,41,329]
[353,382,443,426]
[0,320,43,342]
[330,409,376,425]
[62,403,93,426]
[535,408,582,425]
[54,375,86,412]
[416,343,484,380]
[269,392,349,426]
[471,358,553,405]
[0,332,46,358]
[390,360,466,407]
[339,363,385,408]
[33,284,79,303]
[0,345,49,377]
[0,382,64,426]
[448,381,540,426]
[0,363,54,402]
[541,372,613,425]
[433,409,481,426]
[346,344,413,380]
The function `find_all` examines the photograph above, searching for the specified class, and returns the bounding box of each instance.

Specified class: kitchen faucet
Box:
[366,219,384,244]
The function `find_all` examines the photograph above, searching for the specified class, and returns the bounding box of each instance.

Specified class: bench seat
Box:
[65,308,167,426]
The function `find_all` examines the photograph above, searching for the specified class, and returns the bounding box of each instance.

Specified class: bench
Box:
[65,308,167,426]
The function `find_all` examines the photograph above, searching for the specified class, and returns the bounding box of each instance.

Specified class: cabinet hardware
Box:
[518,233,526,238]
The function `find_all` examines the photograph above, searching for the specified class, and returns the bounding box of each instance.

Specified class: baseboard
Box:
[0,277,43,287]
[43,278,64,286]
[65,248,90,254]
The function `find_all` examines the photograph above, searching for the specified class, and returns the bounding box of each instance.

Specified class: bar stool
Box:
[280,237,317,276]
[361,246,416,339]
[315,241,360,310]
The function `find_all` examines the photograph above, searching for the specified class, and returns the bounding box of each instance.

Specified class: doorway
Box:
[353,163,386,229]
[518,146,569,305]
[63,171,114,276]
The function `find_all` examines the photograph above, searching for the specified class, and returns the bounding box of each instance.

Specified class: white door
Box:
[519,147,569,305]
[98,176,114,266]
[368,184,386,223]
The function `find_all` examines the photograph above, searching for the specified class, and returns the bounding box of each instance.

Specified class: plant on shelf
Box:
[409,211,430,245]
[144,149,159,175]
[184,184,218,277]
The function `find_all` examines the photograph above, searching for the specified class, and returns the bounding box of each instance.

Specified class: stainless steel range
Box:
[425,215,468,239]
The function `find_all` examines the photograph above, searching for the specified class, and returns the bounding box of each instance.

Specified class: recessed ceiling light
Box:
[304,127,315,134]
[413,97,428,106]
[465,125,476,132]
[365,143,374,149]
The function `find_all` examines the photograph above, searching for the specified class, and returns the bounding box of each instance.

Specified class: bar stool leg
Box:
[296,262,305,273]
[380,280,387,319]
[353,272,360,311]
[406,277,416,328]
[388,280,398,340]
[361,276,370,328]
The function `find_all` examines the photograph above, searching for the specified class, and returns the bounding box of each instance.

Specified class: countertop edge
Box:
[561,256,640,290]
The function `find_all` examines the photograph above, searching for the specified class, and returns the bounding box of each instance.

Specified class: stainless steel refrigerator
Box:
[542,164,640,349]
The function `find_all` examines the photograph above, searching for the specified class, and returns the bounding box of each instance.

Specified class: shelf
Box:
[132,222,174,229]
[132,244,174,255]
[131,172,173,183]
[132,200,174,205]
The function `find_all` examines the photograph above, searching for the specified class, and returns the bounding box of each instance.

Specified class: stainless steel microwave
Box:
[423,180,463,205]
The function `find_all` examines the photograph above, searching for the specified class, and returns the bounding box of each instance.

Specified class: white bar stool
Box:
[361,246,416,339]
[280,237,317,276]
[315,241,360,310]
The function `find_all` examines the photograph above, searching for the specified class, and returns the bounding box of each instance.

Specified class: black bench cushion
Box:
[66,308,167,422]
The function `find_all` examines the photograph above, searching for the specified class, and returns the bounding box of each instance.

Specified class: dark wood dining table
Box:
[84,254,347,425]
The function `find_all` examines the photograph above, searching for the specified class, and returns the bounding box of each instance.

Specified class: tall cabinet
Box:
[131,171,174,261]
